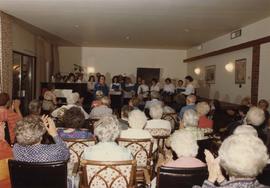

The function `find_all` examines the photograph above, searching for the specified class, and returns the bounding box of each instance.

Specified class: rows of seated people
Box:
[1,87,270,188]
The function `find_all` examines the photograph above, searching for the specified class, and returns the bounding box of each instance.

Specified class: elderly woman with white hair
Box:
[179,109,204,140]
[89,96,113,119]
[243,107,266,142]
[145,105,171,136]
[233,125,258,137]
[165,131,205,168]
[83,116,132,161]
[51,92,89,119]
[196,102,213,129]
[120,109,152,139]
[194,134,269,188]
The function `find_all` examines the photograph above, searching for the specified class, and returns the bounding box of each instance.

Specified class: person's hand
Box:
[41,115,58,137]
[13,99,21,111]
[0,122,5,141]
[205,149,219,183]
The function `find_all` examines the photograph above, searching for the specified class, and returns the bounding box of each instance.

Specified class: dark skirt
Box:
[110,94,122,109]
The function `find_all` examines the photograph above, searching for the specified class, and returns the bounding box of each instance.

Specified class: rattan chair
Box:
[80,160,137,188]
[117,138,153,186]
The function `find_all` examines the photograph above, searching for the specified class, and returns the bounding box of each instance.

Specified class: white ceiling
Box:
[1,0,270,49]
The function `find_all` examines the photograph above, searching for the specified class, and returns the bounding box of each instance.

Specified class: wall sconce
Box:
[225,62,234,72]
[194,67,201,75]
[87,67,95,74]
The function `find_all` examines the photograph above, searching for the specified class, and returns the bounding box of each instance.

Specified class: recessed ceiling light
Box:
[125,36,130,40]
[184,29,190,33]
[74,25,80,28]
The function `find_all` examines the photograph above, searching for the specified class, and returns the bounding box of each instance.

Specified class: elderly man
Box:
[179,95,197,120]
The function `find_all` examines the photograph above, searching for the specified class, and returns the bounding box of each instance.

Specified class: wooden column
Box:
[251,45,260,105]
[0,12,13,95]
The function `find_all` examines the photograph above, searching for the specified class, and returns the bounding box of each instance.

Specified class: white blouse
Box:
[163,83,175,94]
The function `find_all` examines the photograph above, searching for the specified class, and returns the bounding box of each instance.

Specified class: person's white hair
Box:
[196,102,210,116]
[128,110,147,129]
[67,92,80,105]
[219,134,269,178]
[186,95,196,104]
[245,107,265,126]
[100,96,111,106]
[233,125,258,137]
[183,109,199,128]
[149,105,163,119]
[94,116,120,142]
[170,130,198,157]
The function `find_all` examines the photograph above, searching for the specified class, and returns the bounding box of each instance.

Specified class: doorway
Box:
[136,68,160,85]
[12,51,36,115]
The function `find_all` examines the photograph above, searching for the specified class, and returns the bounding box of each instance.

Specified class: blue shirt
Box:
[94,83,109,97]
[13,135,70,162]
[179,104,196,119]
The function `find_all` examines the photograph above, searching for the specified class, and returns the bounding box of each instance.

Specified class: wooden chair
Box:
[8,159,68,188]
[257,164,270,186]
[157,166,208,188]
[63,137,96,169]
[117,138,153,186]
[80,160,137,188]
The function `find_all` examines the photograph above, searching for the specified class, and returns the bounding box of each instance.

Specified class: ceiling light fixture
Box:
[125,36,130,40]
[184,28,190,33]
[74,25,80,28]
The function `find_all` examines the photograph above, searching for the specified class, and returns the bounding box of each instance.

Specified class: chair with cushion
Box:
[80,160,136,188]
[156,166,208,188]
[117,138,153,186]
[161,113,178,131]
[64,137,96,169]
[8,159,68,188]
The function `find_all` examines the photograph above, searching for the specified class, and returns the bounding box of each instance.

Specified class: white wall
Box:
[188,16,270,58]
[12,22,36,56]
[59,47,187,82]
[187,48,252,104]
[186,16,270,104]
[259,43,270,105]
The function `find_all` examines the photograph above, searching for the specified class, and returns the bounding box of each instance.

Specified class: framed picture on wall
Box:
[205,65,216,84]
[235,58,246,84]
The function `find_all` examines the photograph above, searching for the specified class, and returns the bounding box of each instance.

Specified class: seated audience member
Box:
[52,92,89,119]
[83,116,132,161]
[42,83,57,113]
[233,125,258,137]
[165,131,205,168]
[258,99,270,127]
[179,95,197,120]
[120,110,152,139]
[89,96,113,119]
[194,134,269,188]
[179,109,204,140]
[0,122,13,188]
[241,96,252,108]
[181,76,195,96]
[57,107,92,139]
[128,96,141,109]
[27,99,41,120]
[13,116,70,162]
[119,105,134,130]
[145,105,171,136]
[244,107,266,142]
[0,93,22,144]
[145,92,163,109]
[196,102,213,129]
